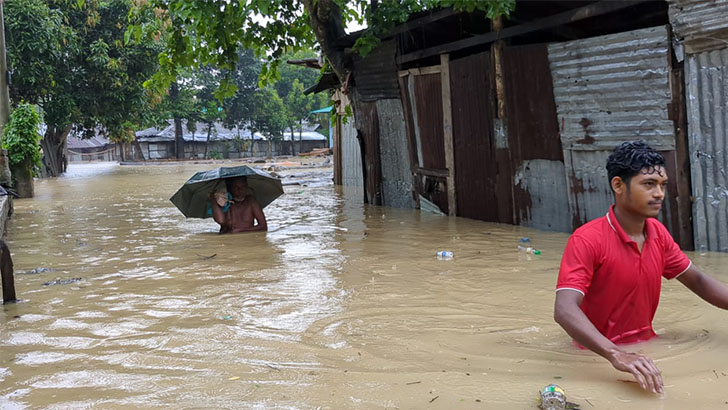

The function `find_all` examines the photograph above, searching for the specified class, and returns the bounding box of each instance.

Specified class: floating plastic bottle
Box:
[436,251,453,260]
[518,245,541,255]
[538,384,566,410]
[538,384,580,409]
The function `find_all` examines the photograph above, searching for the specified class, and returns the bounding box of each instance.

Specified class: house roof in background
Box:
[67,134,110,149]
[136,120,325,142]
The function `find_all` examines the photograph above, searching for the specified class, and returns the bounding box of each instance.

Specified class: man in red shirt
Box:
[555,141,728,394]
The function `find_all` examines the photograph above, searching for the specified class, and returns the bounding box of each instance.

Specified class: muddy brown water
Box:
[2,162,728,409]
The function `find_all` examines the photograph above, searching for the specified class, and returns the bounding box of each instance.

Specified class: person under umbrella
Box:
[210,176,267,233]
[170,165,282,234]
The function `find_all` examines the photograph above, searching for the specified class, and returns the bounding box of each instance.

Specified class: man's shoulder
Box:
[646,217,674,243]
[571,213,609,239]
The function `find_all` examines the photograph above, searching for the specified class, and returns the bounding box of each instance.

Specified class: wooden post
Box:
[334,114,343,185]
[0,240,15,304]
[492,17,506,119]
[440,54,456,216]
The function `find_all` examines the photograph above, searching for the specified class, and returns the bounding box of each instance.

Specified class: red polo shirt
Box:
[556,205,691,345]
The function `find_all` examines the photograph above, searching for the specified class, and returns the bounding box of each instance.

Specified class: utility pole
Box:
[0,0,10,136]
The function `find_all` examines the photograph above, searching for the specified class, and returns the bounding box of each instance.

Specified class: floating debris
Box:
[22,267,55,274]
[43,278,82,286]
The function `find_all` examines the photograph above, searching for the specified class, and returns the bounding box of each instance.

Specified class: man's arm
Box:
[554,289,664,394]
[210,194,227,226]
[677,264,728,309]
[250,198,267,231]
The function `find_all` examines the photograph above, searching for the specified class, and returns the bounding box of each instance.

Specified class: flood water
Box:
[2,162,728,409]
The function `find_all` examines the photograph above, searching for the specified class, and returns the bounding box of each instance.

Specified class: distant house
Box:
[135,120,327,160]
[67,132,119,162]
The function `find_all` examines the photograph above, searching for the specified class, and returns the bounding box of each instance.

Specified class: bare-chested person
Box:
[210,176,267,233]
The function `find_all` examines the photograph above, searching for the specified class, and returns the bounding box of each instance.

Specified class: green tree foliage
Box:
[285,79,315,152]
[129,0,515,96]
[2,103,42,169]
[274,50,320,99]
[3,0,64,105]
[274,50,329,152]
[223,49,264,131]
[249,88,287,140]
[5,0,160,176]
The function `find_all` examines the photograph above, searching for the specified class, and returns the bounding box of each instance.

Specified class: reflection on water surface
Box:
[2,162,728,409]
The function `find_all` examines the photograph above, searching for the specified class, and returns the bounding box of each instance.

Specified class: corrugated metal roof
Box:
[685,48,728,252]
[668,0,728,53]
[136,120,323,142]
[548,25,675,151]
[136,121,258,141]
[66,134,110,149]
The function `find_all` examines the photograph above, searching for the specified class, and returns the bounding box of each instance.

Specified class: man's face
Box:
[231,178,247,198]
[623,166,668,218]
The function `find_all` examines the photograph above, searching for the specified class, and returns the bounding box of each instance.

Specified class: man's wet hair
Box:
[606,141,665,189]
[225,176,247,191]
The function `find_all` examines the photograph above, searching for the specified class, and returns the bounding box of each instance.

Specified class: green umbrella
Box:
[170,165,283,218]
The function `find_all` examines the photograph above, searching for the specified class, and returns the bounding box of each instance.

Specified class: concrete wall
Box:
[0,196,10,238]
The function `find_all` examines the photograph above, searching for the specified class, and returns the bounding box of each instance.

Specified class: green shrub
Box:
[2,103,42,169]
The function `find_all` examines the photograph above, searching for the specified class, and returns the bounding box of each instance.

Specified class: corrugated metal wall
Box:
[685,49,728,252]
[359,102,382,205]
[503,45,570,232]
[377,99,416,208]
[449,51,501,222]
[412,74,446,170]
[668,0,728,53]
[548,26,676,228]
[400,70,449,213]
[340,119,362,187]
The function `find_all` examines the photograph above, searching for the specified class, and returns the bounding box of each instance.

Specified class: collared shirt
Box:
[556,205,691,345]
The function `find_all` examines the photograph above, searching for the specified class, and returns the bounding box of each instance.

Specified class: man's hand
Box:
[555,290,664,394]
[214,191,228,207]
[608,350,663,394]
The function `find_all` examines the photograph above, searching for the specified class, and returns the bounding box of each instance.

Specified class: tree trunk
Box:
[174,117,184,159]
[40,125,72,177]
[204,122,212,159]
[289,123,296,155]
[170,82,185,159]
[302,0,376,203]
[298,119,304,155]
